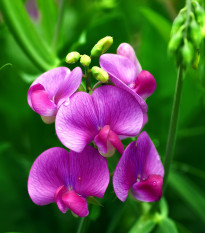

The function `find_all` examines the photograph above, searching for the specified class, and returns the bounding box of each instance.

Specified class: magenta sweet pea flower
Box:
[27,67,82,123]
[113,131,164,202]
[56,85,143,157]
[28,146,109,217]
[100,43,156,102]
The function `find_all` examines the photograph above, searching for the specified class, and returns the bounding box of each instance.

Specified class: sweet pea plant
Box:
[27,39,164,218]
[0,0,205,232]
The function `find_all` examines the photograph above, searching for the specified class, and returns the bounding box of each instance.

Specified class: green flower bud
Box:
[91,36,113,57]
[66,52,80,64]
[80,55,91,66]
[190,20,202,48]
[91,66,109,83]
[182,39,194,66]
[168,30,183,53]
[192,50,200,69]
[171,13,186,36]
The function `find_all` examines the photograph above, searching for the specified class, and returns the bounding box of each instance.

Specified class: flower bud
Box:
[91,36,113,57]
[168,30,183,53]
[66,52,80,64]
[192,50,200,69]
[80,55,91,66]
[190,20,202,48]
[182,39,194,66]
[171,13,186,36]
[91,66,109,83]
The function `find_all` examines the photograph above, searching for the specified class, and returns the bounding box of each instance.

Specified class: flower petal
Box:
[55,185,69,213]
[69,145,110,198]
[131,70,156,99]
[30,67,71,99]
[100,54,137,85]
[56,92,99,152]
[54,67,83,107]
[113,131,164,202]
[28,147,70,205]
[31,87,57,116]
[131,175,163,202]
[92,85,143,137]
[100,55,148,113]
[62,190,89,217]
[117,43,142,75]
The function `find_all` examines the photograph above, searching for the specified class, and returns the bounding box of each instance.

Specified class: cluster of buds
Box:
[168,0,205,68]
[65,36,113,84]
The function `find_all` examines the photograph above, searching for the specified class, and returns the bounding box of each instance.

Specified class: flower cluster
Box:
[27,39,164,218]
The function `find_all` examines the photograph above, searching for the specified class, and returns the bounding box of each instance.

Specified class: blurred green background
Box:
[0,0,205,232]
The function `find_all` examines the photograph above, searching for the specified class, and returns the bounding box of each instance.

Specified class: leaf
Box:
[87,196,103,207]
[36,0,58,46]
[128,217,156,233]
[139,7,172,42]
[169,170,205,224]
[0,0,60,71]
[0,63,12,71]
[156,217,178,233]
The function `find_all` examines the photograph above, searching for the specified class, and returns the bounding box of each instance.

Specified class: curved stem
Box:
[163,65,184,189]
[77,217,86,233]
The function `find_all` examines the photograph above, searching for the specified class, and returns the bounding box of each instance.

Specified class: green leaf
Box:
[0,63,12,71]
[169,170,205,224]
[139,7,172,42]
[36,0,58,46]
[87,196,103,207]
[128,217,156,233]
[0,0,60,71]
[156,217,178,233]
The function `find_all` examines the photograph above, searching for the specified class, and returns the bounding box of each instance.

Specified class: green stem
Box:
[52,0,67,51]
[77,217,86,233]
[163,65,184,189]
[85,67,91,92]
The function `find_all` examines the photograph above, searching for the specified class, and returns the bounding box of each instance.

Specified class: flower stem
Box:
[77,217,86,233]
[163,65,184,189]
[85,67,91,92]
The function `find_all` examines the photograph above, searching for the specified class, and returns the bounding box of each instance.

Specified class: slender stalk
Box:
[92,81,102,91]
[52,0,67,51]
[85,67,91,92]
[77,217,86,233]
[163,65,184,189]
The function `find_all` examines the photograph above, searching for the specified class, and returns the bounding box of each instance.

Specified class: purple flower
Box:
[27,67,82,123]
[56,85,144,156]
[28,146,109,217]
[113,131,164,202]
[100,43,156,125]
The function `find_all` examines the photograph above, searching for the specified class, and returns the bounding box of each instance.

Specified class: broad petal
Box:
[27,83,44,110]
[131,175,163,202]
[132,70,156,99]
[113,132,164,202]
[113,141,140,202]
[28,147,70,205]
[31,88,57,116]
[117,43,142,75]
[138,132,164,178]
[56,92,99,152]
[30,67,71,100]
[54,67,83,107]
[69,146,110,198]
[100,54,137,85]
[62,190,89,217]
[100,56,148,113]
[92,85,143,137]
